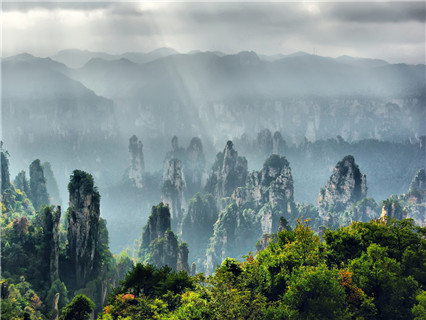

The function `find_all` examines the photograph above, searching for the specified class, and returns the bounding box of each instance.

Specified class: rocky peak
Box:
[1,151,11,193]
[162,158,186,229]
[128,135,145,188]
[141,202,171,249]
[409,168,425,192]
[380,198,405,220]
[67,170,101,288]
[272,131,286,155]
[318,155,367,218]
[256,129,273,157]
[185,137,207,197]
[41,206,61,283]
[14,170,30,195]
[29,159,50,210]
[205,140,248,209]
[165,136,186,162]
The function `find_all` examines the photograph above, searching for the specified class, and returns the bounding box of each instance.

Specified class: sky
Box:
[2,1,425,64]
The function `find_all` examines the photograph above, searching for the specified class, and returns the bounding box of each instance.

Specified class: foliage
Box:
[60,294,95,320]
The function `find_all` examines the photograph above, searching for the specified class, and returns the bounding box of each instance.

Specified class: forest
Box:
[1,133,425,319]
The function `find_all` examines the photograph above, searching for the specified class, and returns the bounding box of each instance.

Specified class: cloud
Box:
[2,2,425,64]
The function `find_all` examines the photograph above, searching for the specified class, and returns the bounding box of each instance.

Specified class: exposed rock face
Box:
[318,155,367,219]
[162,158,186,229]
[14,170,30,195]
[177,243,190,273]
[128,135,145,188]
[181,193,218,264]
[42,162,62,206]
[256,129,273,157]
[205,141,248,209]
[185,137,207,197]
[42,206,61,283]
[67,170,101,288]
[380,199,405,220]
[232,154,296,231]
[409,169,426,191]
[206,203,259,275]
[140,203,189,271]
[141,202,171,249]
[346,198,379,223]
[272,131,287,155]
[256,234,274,253]
[29,159,50,210]
[165,136,186,163]
[1,151,11,193]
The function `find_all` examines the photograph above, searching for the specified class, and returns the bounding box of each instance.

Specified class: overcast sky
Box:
[2,1,425,64]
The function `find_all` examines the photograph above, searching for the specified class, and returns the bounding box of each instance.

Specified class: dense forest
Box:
[1,133,425,319]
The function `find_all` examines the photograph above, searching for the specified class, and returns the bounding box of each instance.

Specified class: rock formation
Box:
[181,193,218,264]
[67,170,101,288]
[14,170,30,195]
[380,198,405,221]
[140,203,189,271]
[41,206,61,283]
[272,131,287,155]
[1,151,11,193]
[162,158,186,229]
[165,136,186,163]
[409,168,426,191]
[232,154,296,231]
[42,162,62,206]
[141,202,171,249]
[128,135,144,188]
[205,141,248,209]
[318,155,367,220]
[205,203,259,275]
[29,159,50,210]
[256,129,273,157]
[185,137,207,197]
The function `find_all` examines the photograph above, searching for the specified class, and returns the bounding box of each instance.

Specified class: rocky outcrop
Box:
[67,170,101,287]
[409,169,425,191]
[162,159,186,229]
[42,162,62,206]
[141,202,171,249]
[256,129,273,157]
[29,159,50,210]
[181,193,218,264]
[232,154,296,230]
[140,203,189,271]
[318,155,367,219]
[14,170,30,195]
[165,136,186,163]
[380,198,405,221]
[128,135,145,188]
[177,243,190,273]
[1,151,11,193]
[272,131,287,155]
[205,141,248,209]
[185,137,207,197]
[41,206,61,283]
[205,203,260,275]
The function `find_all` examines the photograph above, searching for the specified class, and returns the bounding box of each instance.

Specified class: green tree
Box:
[60,294,95,320]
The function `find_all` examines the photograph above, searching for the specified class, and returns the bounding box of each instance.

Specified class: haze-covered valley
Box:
[2,48,425,253]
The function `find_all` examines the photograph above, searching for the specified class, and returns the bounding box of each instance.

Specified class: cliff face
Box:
[162,158,186,229]
[206,203,259,275]
[42,162,62,206]
[67,170,101,288]
[380,199,405,221]
[233,154,296,232]
[409,169,426,192]
[318,155,367,219]
[205,141,248,209]
[181,193,218,265]
[185,137,207,197]
[14,170,30,195]
[41,206,61,283]
[140,203,188,271]
[128,135,145,188]
[29,159,50,210]
[1,151,11,193]
[141,202,171,249]
[272,131,287,155]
